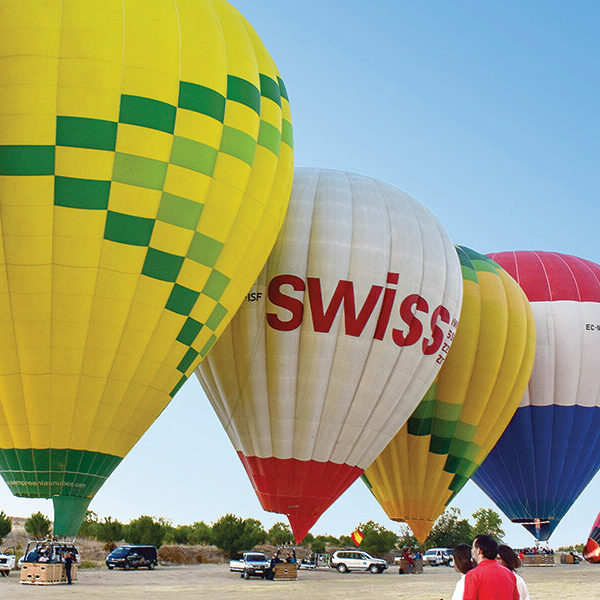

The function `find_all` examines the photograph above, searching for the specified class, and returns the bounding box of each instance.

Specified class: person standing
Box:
[63,550,74,585]
[497,545,530,600]
[451,544,476,600]
[463,535,518,600]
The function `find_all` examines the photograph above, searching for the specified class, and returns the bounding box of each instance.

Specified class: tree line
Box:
[0,506,506,559]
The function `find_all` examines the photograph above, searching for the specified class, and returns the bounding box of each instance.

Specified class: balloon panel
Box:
[473,251,600,541]
[197,168,463,541]
[0,0,293,534]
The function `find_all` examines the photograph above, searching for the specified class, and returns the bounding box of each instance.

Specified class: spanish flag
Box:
[351,529,364,547]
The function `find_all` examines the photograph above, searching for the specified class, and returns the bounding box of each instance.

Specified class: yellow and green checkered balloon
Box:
[0,0,293,535]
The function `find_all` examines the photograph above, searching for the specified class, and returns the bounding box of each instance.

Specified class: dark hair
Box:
[497,544,521,571]
[474,534,499,560]
[453,544,475,575]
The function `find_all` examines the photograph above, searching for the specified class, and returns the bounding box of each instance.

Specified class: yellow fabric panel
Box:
[58,0,122,121]
[472,270,536,464]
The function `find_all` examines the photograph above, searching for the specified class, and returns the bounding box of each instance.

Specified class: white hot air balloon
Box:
[196,168,463,541]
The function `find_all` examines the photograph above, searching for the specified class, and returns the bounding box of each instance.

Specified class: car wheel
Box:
[124,561,130,570]
[240,572,244,578]
[107,566,114,570]
[337,563,348,573]
[244,570,250,580]
[369,564,380,574]
[148,563,155,570]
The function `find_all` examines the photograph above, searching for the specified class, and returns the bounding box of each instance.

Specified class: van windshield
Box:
[111,547,131,557]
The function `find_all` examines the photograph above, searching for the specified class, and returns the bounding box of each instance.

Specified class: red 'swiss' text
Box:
[263,272,457,363]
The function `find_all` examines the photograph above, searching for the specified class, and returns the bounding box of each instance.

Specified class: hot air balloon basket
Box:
[521,555,554,567]
[20,563,78,585]
[397,558,423,574]
[272,563,298,580]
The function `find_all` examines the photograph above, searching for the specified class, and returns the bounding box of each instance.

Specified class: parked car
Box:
[0,547,16,576]
[106,545,158,570]
[330,550,388,574]
[229,552,271,579]
[422,548,454,567]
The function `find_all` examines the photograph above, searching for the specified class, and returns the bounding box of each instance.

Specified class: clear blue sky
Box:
[1,1,599,548]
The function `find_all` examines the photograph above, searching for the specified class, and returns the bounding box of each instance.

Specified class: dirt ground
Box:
[2,562,599,599]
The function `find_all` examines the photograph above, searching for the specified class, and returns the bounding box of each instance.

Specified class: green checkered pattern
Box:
[406,246,503,504]
[0,74,292,398]
[0,448,121,498]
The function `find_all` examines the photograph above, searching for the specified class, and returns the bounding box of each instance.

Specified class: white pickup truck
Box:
[0,547,16,576]
[229,552,271,579]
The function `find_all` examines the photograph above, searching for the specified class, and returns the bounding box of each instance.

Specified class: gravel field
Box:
[2,562,598,599]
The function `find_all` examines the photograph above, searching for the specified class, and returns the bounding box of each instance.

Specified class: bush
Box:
[125,516,167,549]
[25,512,51,540]
[0,511,12,545]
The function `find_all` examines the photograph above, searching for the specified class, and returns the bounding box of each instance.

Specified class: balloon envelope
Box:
[196,168,463,542]
[363,246,536,542]
[584,509,600,563]
[472,251,600,541]
[0,0,293,535]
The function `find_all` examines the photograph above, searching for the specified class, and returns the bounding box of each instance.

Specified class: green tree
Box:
[77,510,99,538]
[425,508,473,549]
[357,521,398,557]
[268,521,294,546]
[311,535,327,554]
[165,524,192,545]
[472,508,505,541]
[300,532,314,547]
[24,512,51,540]
[96,517,124,545]
[338,535,353,547]
[558,544,585,552]
[398,524,419,550]
[25,512,52,540]
[125,516,167,549]
[211,514,267,558]
[0,511,11,545]
[188,521,212,545]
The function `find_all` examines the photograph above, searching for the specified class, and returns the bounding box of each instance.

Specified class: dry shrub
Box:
[194,545,227,564]
[158,545,227,565]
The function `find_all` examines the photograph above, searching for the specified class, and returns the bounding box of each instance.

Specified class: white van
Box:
[423,548,454,567]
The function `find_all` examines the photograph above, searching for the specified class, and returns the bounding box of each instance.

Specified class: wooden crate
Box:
[273,562,298,580]
[521,554,554,567]
[20,562,78,584]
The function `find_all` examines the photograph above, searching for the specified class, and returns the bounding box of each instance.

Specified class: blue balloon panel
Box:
[472,404,600,541]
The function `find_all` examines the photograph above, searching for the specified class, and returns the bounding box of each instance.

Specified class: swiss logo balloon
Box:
[196,168,462,542]
[0,0,293,536]
[473,251,600,541]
